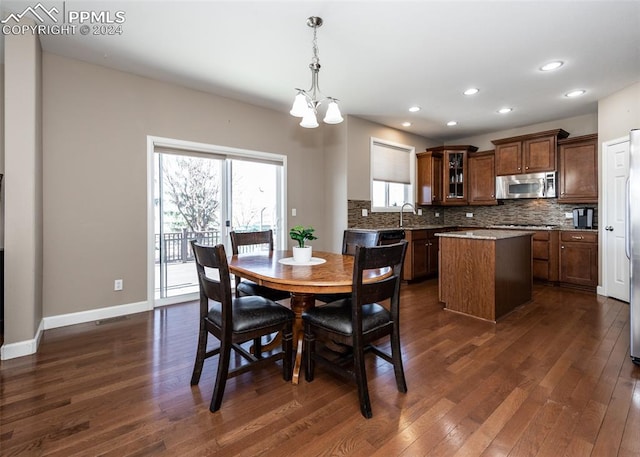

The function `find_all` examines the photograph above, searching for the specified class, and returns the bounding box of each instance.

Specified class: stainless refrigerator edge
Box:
[629,129,640,365]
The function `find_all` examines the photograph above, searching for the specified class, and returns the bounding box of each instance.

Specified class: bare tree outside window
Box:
[162,156,220,232]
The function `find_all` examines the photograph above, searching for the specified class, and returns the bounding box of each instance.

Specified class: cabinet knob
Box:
[525,166,529,170]
[518,167,521,171]
[561,192,565,195]
[561,246,565,249]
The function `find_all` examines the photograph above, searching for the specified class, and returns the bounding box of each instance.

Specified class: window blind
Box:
[154,144,283,166]
[371,141,411,184]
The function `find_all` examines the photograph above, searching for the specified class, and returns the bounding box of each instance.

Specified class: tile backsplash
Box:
[348,199,597,228]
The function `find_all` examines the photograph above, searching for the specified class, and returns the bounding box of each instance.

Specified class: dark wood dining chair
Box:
[302,241,408,418]
[314,230,381,303]
[230,230,291,302]
[190,241,294,412]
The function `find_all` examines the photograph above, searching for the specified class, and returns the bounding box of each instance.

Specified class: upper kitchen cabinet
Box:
[468,150,497,205]
[443,146,478,205]
[557,134,598,203]
[492,129,570,175]
[416,150,443,205]
[422,145,478,206]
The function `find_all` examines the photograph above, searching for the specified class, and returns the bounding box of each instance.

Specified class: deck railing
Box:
[155,230,220,263]
[155,227,276,263]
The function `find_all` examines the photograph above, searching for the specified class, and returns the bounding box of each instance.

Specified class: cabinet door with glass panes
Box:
[443,146,478,205]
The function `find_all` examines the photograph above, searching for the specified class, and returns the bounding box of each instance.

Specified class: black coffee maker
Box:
[573,207,594,229]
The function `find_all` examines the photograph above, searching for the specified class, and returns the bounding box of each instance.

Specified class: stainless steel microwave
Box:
[495,172,557,199]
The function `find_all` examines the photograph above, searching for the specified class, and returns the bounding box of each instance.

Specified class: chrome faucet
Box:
[399,202,416,227]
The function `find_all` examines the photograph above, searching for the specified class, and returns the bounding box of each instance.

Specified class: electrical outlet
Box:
[417,208,423,216]
[466,212,473,218]
[361,209,368,217]
[114,279,123,291]
[292,208,297,217]
[435,212,440,218]
[565,212,573,219]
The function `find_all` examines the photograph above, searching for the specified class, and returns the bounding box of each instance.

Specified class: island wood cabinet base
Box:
[438,233,533,322]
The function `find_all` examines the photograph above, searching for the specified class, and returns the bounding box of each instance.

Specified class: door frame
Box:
[146,135,287,308]
[599,135,629,299]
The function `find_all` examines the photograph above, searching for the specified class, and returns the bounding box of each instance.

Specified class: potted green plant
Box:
[289,225,317,262]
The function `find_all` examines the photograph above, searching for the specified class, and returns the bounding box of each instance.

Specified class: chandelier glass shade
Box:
[290,16,343,128]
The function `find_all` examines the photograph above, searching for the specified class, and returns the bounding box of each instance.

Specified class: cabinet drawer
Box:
[560,232,597,243]
[406,230,428,241]
[532,240,549,260]
[533,232,550,241]
[533,259,550,280]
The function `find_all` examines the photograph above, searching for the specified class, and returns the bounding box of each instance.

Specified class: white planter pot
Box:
[292,246,312,263]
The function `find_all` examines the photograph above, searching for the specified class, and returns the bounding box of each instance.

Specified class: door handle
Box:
[626,177,631,259]
[605,226,614,231]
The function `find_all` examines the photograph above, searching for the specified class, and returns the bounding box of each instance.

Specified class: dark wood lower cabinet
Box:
[403,229,440,281]
[559,231,598,289]
[532,231,559,282]
[393,226,596,290]
[474,229,596,289]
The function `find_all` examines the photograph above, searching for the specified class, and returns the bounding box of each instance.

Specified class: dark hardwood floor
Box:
[1,280,639,456]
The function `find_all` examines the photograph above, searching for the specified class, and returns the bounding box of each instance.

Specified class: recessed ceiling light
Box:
[565,89,586,98]
[408,106,421,112]
[402,122,412,127]
[497,107,513,114]
[540,61,564,71]
[463,88,479,96]
[447,121,458,126]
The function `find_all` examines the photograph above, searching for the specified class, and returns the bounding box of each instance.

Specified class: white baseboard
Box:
[43,300,151,330]
[597,285,606,296]
[154,292,198,308]
[1,320,44,360]
[0,300,150,360]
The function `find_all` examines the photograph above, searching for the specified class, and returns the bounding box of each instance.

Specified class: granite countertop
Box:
[350,225,456,232]
[350,225,597,233]
[435,229,536,240]
[488,224,598,232]
[557,227,598,232]
[402,225,458,230]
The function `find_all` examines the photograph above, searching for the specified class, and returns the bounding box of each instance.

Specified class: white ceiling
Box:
[2,0,640,141]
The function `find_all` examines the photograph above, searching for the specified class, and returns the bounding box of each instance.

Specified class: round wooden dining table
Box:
[228,250,390,384]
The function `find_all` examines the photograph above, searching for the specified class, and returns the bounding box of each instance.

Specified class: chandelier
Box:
[289,16,343,128]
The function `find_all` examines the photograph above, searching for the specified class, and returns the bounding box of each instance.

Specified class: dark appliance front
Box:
[573,207,594,229]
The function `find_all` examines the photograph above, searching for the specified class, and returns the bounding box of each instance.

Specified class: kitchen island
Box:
[436,229,534,322]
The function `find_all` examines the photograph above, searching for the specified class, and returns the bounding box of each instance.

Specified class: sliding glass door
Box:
[229,159,282,249]
[154,153,225,300]
[151,139,285,304]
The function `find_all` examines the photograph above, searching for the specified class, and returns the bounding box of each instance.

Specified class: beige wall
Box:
[322,121,349,252]
[42,53,328,318]
[598,81,640,143]
[345,116,439,200]
[450,112,598,150]
[4,29,44,344]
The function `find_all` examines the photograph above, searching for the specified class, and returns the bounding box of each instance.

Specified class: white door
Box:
[603,137,630,302]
